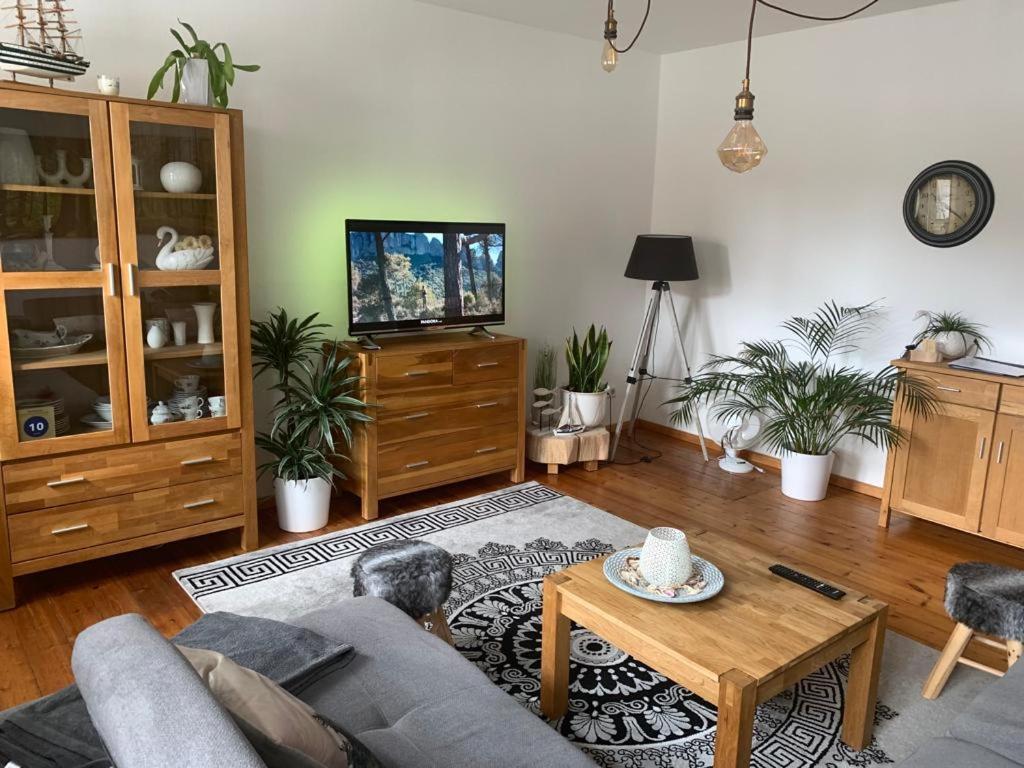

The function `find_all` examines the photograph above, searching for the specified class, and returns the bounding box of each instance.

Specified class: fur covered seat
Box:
[945,562,1024,641]
[351,540,454,643]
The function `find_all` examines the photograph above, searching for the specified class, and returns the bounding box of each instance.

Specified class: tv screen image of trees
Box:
[349,228,504,326]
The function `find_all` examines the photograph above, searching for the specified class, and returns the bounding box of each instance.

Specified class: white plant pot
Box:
[274,477,331,533]
[563,389,608,428]
[180,58,212,106]
[780,451,835,502]
[933,332,971,360]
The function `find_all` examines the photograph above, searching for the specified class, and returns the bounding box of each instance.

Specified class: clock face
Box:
[903,161,994,248]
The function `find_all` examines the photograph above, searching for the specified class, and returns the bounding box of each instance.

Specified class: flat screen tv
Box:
[346,219,505,336]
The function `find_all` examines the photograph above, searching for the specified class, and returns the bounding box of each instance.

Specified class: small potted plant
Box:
[563,325,612,428]
[666,301,937,501]
[252,309,371,532]
[148,20,260,108]
[913,310,992,360]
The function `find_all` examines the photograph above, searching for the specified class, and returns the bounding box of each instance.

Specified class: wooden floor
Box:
[2,430,1022,710]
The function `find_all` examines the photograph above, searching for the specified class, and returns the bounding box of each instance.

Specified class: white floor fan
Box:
[718,414,763,474]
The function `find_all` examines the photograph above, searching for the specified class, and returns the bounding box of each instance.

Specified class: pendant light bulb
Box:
[717,79,767,173]
[602,39,618,72]
[602,1,618,72]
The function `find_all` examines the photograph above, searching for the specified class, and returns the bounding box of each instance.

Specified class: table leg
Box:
[540,572,571,719]
[714,669,757,768]
[843,602,888,750]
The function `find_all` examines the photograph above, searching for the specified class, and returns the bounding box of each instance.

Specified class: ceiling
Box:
[411,0,959,54]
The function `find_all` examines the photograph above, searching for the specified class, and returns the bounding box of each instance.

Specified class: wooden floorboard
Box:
[1,429,1021,710]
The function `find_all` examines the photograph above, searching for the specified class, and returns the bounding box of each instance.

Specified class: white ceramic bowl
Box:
[159,161,202,194]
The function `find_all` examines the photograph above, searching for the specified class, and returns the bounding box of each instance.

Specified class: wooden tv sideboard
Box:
[880,360,1024,548]
[338,332,526,520]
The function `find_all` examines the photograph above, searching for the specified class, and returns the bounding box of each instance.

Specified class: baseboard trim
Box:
[634,419,883,500]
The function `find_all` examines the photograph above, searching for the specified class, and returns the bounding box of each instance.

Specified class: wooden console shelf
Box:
[337,332,526,520]
[880,360,1024,548]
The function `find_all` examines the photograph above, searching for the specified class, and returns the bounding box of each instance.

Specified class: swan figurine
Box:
[154,226,215,270]
[155,226,179,268]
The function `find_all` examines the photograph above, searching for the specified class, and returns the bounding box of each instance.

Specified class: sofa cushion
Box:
[292,596,595,768]
[897,736,1021,768]
[71,613,265,768]
[948,660,1024,764]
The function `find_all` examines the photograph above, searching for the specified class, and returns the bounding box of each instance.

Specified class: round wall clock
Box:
[903,161,994,248]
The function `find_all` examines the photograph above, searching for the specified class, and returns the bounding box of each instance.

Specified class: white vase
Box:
[192,302,217,344]
[933,332,971,360]
[145,320,166,349]
[0,128,38,184]
[159,161,202,194]
[562,389,608,428]
[780,451,836,502]
[274,477,331,533]
[180,58,212,106]
[638,527,692,588]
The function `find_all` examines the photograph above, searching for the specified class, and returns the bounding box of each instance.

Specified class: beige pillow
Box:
[178,645,348,768]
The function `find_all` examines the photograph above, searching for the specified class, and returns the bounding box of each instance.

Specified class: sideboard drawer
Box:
[377,389,519,444]
[453,344,519,385]
[2,433,242,514]
[377,351,453,390]
[378,425,518,478]
[913,371,1000,411]
[1001,385,1024,417]
[8,474,242,564]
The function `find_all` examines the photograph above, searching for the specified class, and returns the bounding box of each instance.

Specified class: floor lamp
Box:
[610,235,709,462]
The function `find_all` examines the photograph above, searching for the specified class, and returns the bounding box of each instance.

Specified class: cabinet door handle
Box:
[51,522,89,535]
[475,401,499,409]
[476,361,499,368]
[404,412,431,421]
[180,456,215,466]
[937,386,961,393]
[405,370,430,377]
[106,263,117,297]
[183,498,217,509]
[47,476,86,488]
[997,441,1005,464]
[126,264,138,296]
[475,446,498,454]
[979,437,987,459]
[406,460,430,469]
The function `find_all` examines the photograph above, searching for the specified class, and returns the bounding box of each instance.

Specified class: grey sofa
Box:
[69,596,595,768]
[898,659,1024,767]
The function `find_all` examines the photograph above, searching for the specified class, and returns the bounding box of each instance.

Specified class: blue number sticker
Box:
[24,415,49,437]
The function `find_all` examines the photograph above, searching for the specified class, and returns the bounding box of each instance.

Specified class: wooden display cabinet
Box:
[0,83,257,610]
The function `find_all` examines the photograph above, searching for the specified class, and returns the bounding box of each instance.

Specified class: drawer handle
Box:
[475,402,499,409]
[52,523,89,535]
[936,386,962,393]
[406,460,430,469]
[404,412,431,421]
[405,371,430,377]
[181,456,215,466]
[979,437,987,460]
[183,498,217,510]
[475,446,498,454]
[476,361,500,368]
[47,476,86,488]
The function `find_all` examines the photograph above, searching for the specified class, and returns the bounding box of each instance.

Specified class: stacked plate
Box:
[83,396,113,432]
[17,394,69,436]
[168,385,208,417]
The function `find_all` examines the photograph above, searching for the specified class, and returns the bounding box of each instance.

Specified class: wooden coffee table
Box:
[540,529,887,768]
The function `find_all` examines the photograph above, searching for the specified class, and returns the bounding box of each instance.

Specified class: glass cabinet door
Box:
[0,91,129,458]
[109,103,240,441]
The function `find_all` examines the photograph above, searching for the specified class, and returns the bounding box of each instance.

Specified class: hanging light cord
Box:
[608,0,653,54]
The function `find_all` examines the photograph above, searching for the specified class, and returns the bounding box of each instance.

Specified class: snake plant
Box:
[565,325,612,393]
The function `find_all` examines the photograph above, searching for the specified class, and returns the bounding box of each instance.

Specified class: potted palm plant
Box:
[252,309,371,532]
[666,301,937,501]
[913,310,992,360]
[564,325,612,428]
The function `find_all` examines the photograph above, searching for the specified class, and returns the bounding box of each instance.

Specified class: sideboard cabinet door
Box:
[891,404,995,532]
[980,414,1024,547]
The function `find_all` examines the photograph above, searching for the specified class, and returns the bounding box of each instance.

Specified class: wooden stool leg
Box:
[547,463,559,475]
[923,622,974,699]
[582,460,599,471]
[424,608,454,645]
[1007,639,1022,668]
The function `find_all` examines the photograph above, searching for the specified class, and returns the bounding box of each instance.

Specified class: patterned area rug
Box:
[174,482,988,767]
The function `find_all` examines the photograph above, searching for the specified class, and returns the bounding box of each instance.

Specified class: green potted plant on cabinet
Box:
[563,325,612,428]
[913,310,992,360]
[252,309,371,532]
[666,301,937,501]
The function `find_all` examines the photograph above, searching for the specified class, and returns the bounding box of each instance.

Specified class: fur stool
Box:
[922,562,1024,699]
[351,540,454,644]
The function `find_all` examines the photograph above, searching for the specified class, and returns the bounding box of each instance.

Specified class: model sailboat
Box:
[0,0,89,82]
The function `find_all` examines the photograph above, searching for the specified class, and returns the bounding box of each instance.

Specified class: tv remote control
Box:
[769,564,846,600]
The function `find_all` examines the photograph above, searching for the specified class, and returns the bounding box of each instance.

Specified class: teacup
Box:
[181,406,203,421]
[638,527,692,588]
[208,396,226,409]
[210,406,226,418]
[175,375,200,393]
[175,395,204,412]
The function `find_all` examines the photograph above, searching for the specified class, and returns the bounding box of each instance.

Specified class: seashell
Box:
[198,234,213,248]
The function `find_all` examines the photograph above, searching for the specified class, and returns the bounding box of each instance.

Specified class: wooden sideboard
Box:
[338,332,526,520]
[880,360,1024,548]
[0,83,257,610]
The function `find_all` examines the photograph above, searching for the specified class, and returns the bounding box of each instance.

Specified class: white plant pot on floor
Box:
[563,389,608,428]
[780,452,835,502]
[274,477,331,533]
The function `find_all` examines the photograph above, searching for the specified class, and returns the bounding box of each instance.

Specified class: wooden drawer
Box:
[453,343,519,385]
[378,424,518,478]
[377,388,519,444]
[2,433,242,514]
[376,351,453,390]
[913,371,1000,411]
[8,474,242,564]
[1001,385,1024,417]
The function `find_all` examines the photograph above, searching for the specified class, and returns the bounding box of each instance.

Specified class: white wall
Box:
[644,0,1022,487]
[68,0,660,483]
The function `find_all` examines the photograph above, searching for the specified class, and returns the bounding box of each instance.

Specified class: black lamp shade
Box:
[624,235,699,282]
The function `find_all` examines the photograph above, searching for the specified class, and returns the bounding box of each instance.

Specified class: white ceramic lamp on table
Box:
[638,527,692,588]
